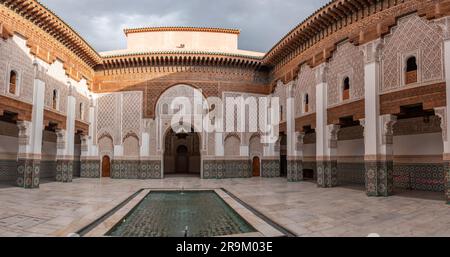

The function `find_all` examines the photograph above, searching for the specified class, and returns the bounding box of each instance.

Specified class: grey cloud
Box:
[39,0,329,53]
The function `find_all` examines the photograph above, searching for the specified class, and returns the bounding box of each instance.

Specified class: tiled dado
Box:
[445,162,450,204]
[80,160,100,178]
[317,161,338,188]
[261,159,280,178]
[111,160,161,179]
[287,159,303,182]
[203,160,252,179]
[365,161,394,197]
[16,159,40,189]
[393,163,445,192]
[55,160,73,183]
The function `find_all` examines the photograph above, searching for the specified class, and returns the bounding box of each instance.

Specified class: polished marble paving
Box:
[0,177,448,237]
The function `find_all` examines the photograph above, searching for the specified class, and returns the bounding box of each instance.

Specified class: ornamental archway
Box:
[163,127,201,176]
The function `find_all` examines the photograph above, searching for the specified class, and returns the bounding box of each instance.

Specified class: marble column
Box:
[55,82,76,183]
[314,64,339,187]
[361,39,396,197]
[317,124,340,188]
[80,96,100,178]
[288,132,305,182]
[16,61,45,188]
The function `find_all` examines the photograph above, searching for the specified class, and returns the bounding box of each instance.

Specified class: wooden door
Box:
[102,155,111,177]
[252,157,260,177]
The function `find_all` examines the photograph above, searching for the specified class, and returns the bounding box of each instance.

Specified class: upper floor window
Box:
[9,70,18,95]
[405,56,418,84]
[304,94,309,113]
[342,77,350,101]
[79,102,84,120]
[52,89,59,110]
[280,105,284,121]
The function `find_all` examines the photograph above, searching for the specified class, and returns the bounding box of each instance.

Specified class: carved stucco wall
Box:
[0,35,34,104]
[74,90,90,122]
[249,133,263,158]
[42,74,68,114]
[294,64,316,117]
[97,94,119,144]
[98,135,114,158]
[224,134,240,157]
[272,82,287,122]
[382,14,444,93]
[326,41,364,107]
[122,91,142,142]
[123,134,140,157]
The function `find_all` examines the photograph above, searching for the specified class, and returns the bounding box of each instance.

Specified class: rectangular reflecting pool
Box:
[106,190,257,237]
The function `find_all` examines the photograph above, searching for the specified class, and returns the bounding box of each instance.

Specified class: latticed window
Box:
[342,77,350,101]
[9,70,17,95]
[405,56,418,84]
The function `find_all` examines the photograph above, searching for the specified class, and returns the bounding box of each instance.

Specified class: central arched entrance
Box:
[164,128,201,176]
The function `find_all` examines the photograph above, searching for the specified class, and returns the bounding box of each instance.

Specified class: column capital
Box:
[17,120,31,146]
[55,128,67,150]
[434,107,447,142]
[327,124,340,149]
[314,63,328,84]
[380,114,397,145]
[361,39,383,64]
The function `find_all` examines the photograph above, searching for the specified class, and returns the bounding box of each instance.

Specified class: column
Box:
[362,39,395,197]
[441,27,450,203]
[288,132,305,182]
[80,96,100,178]
[315,64,338,187]
[55,82,76,183]
[16,61,45,188]
[286,82,303,182]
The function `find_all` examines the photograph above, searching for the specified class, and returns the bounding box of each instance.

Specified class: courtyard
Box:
[0,177,448,237]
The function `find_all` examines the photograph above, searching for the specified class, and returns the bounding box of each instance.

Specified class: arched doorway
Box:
[164,128,201,176]
[102,155,111,177]
[252,156,260,177]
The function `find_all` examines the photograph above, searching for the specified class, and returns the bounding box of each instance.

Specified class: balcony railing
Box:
[405,70,417,85]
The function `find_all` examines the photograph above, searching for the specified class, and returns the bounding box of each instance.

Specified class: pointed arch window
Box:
[9,70,18,95]
[342,77,350,101]
[405,56,418,84]
[52,89,59,110]
[304,94,309,113]
[79,102,85,120]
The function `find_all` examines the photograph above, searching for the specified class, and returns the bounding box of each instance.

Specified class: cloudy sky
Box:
[39,0,329,53]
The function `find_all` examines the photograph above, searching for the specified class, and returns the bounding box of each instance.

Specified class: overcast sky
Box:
[39,0,329,53]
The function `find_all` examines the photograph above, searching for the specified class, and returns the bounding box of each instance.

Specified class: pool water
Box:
[106,190,256,237]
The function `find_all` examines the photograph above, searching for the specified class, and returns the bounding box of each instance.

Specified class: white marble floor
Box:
[0,177,448,237]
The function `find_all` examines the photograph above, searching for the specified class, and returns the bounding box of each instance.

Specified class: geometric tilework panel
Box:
[261,160,280,178]
[203,160,252,179]
[80,160,100,178]
[393,163,445,192]
[111,160,161,179]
